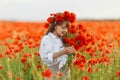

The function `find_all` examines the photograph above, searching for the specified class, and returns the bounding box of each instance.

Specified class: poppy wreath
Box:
[47,11,76,24]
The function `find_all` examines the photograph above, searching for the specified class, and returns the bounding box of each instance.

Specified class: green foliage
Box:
[0,41,120,80]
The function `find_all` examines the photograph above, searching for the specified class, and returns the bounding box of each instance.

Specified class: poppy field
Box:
[0,20,120,80]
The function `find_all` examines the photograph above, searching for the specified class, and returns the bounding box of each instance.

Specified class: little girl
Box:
[39,11,76,80]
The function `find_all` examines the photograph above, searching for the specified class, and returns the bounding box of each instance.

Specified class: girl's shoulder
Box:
[42,35,49,40]
[41,35,49,41]
[41,35,51,43]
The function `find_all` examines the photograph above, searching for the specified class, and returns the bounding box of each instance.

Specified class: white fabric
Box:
[39,32,68,69]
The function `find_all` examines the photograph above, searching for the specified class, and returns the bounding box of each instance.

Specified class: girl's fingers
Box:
[67,46,77,54]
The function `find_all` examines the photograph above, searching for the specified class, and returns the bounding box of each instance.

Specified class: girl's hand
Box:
[64,46,77,54]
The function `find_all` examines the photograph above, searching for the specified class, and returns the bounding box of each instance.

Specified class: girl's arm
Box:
[40,36,76,63]
[53,46,76,59]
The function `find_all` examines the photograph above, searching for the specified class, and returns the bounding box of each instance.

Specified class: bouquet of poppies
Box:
[63,22,95,78]
[63,24,86,67]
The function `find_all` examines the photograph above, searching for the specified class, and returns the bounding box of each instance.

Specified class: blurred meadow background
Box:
[0,0,120,80]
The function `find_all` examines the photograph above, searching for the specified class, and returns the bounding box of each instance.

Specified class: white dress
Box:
[39,32,68,69]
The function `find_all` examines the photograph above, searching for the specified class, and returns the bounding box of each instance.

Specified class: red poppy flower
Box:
[44,23,49,28]
[116,71,120,77]
[57,71,63,77]
[69,12,76,23]
[42,69,52,78]
[17,77,22,80]
[0,53,3,59]
[21,57,27,63]
[55,14,63,22]
[63,37,70,43]
[0,64,3,69]
[47,17,53,23]
[87,67,92,73]
[81,75,91,80]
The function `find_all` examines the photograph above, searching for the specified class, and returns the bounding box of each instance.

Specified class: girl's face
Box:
[54,22,69,37]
